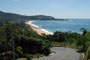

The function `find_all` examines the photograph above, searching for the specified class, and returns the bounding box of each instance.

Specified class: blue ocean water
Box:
[32,19,90,33]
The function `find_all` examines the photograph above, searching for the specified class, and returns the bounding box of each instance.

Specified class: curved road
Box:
[33,47,82,60]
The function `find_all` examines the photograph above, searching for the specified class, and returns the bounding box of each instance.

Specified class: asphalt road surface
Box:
[33,47,82,60]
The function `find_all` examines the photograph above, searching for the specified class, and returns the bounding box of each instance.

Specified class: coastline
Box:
[26,21,53,35]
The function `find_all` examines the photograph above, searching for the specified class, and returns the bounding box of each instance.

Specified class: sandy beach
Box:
[26,21,53,35]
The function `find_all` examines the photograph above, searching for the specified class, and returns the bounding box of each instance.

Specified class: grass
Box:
[16,58,27,60]
[32,54,44,58]
[51,42,66,47]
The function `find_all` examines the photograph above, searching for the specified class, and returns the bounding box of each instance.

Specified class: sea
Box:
[32,19,90,34]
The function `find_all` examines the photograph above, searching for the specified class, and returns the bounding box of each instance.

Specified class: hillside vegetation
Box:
[0,21,90,60]
[0,22,51,60]
[0,11,55,21]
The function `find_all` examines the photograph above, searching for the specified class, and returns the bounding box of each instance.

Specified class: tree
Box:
[80,28,87,36]
[0,22,51,60]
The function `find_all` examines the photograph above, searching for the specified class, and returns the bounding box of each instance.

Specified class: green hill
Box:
[0,11,55,21]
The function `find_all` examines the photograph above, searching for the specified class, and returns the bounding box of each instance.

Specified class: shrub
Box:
[86,46,90,60]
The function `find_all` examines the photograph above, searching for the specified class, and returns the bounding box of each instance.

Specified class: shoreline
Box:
[26,21,53,35]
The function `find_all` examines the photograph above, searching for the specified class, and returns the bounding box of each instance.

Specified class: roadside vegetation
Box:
[0,21,90,60]
[42,28,90,60]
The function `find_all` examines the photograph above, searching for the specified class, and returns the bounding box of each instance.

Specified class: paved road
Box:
[33,47,82,60]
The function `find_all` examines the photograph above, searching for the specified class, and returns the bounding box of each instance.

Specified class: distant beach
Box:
[27,19,90,34]
[26,21,53,35]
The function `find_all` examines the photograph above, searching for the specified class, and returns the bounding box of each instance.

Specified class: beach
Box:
[26,21,53,35]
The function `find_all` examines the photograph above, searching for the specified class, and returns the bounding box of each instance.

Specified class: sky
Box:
[0,0,90,18]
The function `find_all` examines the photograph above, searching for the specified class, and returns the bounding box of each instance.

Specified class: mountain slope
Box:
[0,11,55,21]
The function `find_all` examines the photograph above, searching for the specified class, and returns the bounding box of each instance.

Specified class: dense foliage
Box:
[0,22,51,60]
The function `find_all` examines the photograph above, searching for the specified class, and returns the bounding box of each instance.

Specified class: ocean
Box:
[32,19,90,34]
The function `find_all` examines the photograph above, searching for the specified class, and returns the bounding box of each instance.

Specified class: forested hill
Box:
[0,11,55,21]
